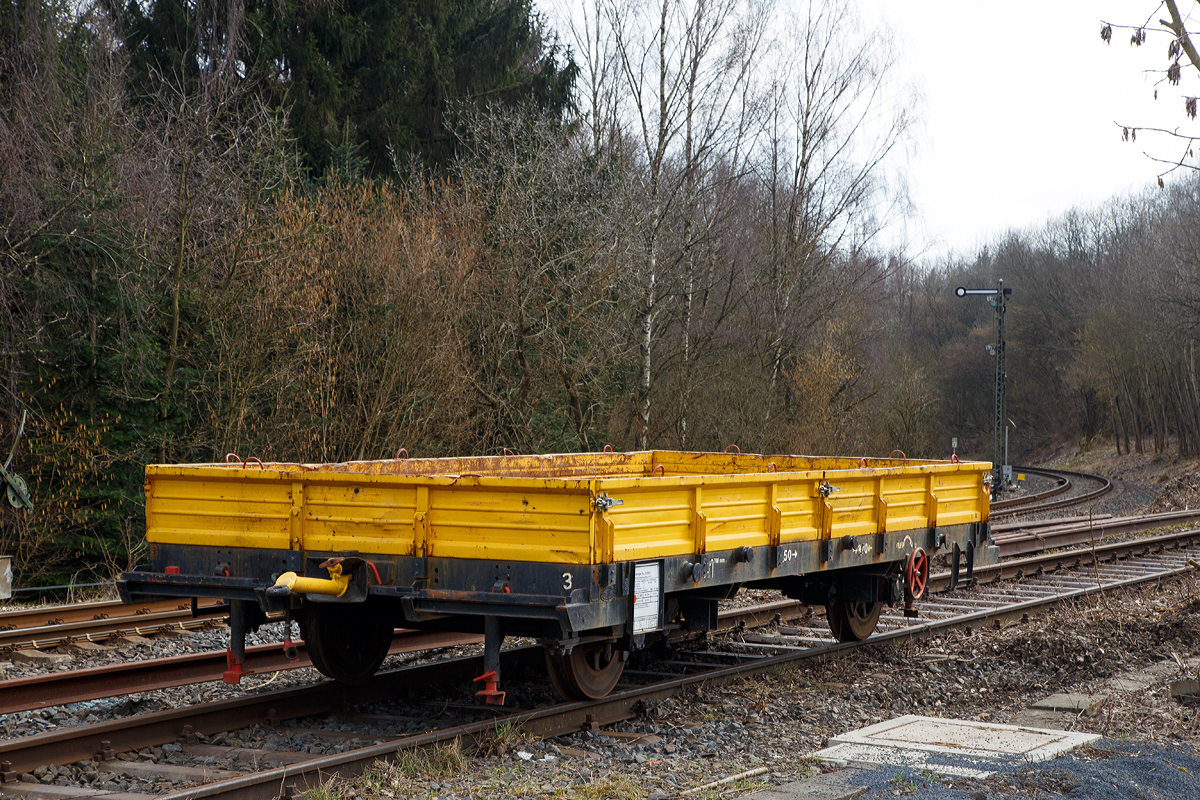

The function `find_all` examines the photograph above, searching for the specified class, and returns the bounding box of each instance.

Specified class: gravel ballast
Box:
[5,452,1200,798]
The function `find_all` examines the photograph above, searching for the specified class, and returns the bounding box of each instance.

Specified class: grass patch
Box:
[549,775,646,799]
[395,740,467,780]
[475,719,528,758]
[303,776,353,800]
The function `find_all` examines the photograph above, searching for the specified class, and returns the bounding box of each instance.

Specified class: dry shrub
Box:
[784,319,876,454]
[203,180,482,462]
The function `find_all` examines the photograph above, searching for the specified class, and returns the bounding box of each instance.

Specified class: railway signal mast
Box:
[955,281,1011,497]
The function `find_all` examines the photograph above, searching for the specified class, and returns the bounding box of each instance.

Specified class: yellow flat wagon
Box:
[120,450,996,701]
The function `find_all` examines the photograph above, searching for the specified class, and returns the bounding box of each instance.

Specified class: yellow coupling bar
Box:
[268,562,350,598]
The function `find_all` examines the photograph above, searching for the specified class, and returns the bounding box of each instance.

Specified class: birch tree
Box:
[598,0,771,448]
[756,0,916,421]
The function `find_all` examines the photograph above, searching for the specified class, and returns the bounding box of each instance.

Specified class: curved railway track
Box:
[4,524,1200,800]
[991,466,1112,517]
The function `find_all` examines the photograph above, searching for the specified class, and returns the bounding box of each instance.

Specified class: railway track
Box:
[8,509,1200,717]
[991,466,1112,517]
[0,599,226,651]
[4,525,1200,800]
[987,507,1200,557]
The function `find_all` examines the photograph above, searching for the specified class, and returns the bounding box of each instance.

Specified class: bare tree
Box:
[755,0,916,422]
[596,0,771,448]
[449,108,639,453]
[1102,1,1200,177]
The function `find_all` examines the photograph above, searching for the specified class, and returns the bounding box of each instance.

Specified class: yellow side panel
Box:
[880,475,930,532]
[301,482,418,555]
[427,488,593,564]
[701,484,770,551]
[932,472,986,526]
[776,481,821,542]
[826,478,881,539]
[146,475,291,550]
[608,487,694,561]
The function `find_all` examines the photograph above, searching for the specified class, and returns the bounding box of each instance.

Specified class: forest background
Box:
[2,0,1199,586]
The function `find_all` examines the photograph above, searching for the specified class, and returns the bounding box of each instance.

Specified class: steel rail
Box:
[145,543,1200,800]
[988,509,1200,556]
[5,522,1195,717]
[991,467,1070,510]
[0,631,485,716]
[3,535,1198,800]
[0,602,229,651]
[0,600,808,716]
[0,599,224,633]
[992,466,1112,517]
[927,526,1200,593]
[0,612,215,651]
[0,599,806,775]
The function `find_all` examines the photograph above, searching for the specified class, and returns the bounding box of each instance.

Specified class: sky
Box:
[539,0,1196,263]
[856,0,1194,262]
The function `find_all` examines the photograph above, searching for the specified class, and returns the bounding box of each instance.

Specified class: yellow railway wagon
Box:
[119,450,997,701]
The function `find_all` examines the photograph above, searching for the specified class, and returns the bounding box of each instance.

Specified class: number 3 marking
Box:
[562,572,573,590]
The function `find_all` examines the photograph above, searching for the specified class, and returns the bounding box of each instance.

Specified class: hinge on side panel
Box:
[818,481,841,498]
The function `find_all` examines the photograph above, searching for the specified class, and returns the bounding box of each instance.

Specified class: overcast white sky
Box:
[857,0,1193,262]
[541,1,1195,262]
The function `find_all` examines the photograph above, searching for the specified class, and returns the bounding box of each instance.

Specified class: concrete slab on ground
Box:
[1009,708,1074,729]
[810,714,1100,779]
[809,742,994,779]
[5,649,72,665]
[1030,692,1107,715]
[1110,659,1193,693]
[739,767,868,800]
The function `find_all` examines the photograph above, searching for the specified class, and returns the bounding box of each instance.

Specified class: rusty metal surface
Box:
[991,466,1111,516]
[0,598,225,636]
[0,600,797,778]
[0,630,483,716]
[990,467,1071,510]
[0,610,211,651]
[990,509,1200,556]
[0,644,542,776]
[4,535,1198,800]
[928,527,1200,592]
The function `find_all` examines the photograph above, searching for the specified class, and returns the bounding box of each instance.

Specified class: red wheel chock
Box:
[474,671,506,705]
[223,648,246,684]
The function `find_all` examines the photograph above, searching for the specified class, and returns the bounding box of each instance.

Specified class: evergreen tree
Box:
[119,0,579,175]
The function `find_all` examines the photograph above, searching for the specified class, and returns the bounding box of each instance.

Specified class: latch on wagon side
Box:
[595,493,623,511]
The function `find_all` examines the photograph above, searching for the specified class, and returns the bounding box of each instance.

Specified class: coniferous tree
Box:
[118,0,579,175]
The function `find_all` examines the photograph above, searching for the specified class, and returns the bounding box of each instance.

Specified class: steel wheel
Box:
[826,600,882,642]
[303,602,393,685]
[544,641,625,700]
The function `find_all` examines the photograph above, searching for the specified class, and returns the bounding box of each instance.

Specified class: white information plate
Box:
[632,562,662,633]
